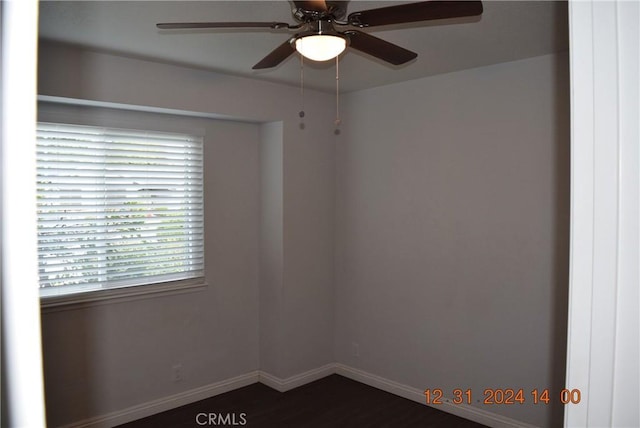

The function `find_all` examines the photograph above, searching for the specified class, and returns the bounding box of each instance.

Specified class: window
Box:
[36,122,204,299]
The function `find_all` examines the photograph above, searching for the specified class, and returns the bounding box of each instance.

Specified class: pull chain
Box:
[334,55,341,135]
[299,54,305,126]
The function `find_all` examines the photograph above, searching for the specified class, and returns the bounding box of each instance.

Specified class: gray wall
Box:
[335,53,570,427]
[38,41,336,426]
[259,122,285,377]
[38,40,570,428]
[38,103,262,426]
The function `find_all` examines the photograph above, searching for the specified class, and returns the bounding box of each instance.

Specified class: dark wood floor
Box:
[118,374,487,428]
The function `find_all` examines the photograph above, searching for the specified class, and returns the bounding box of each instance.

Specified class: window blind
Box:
[36,122,204,297]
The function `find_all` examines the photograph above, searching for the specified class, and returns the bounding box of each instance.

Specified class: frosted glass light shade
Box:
[295,35,346,62]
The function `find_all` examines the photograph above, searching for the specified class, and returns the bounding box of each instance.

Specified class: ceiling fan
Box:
[157,1,483,69]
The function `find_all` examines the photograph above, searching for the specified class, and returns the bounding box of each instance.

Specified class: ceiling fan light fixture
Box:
[295,34,346,62]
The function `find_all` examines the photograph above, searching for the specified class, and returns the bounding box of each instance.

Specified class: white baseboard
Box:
[59,364,537,428]
[56,364,336,428]
[59,371,259,428]
[259,363,335,392]
[334,364,538,428]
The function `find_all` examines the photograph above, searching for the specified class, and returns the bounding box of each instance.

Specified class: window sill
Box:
[40,278,207,313]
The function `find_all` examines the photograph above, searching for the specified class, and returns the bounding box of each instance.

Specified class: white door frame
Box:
[565,1,639,426]
[1,0,47,426]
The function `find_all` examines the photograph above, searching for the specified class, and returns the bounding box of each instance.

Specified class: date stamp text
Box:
[424,388,582,406]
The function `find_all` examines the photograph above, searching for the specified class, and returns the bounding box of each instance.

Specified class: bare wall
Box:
[335,53,570,427]
[38,103,261,426]
[37,39,569,427]
[37,41,336,425]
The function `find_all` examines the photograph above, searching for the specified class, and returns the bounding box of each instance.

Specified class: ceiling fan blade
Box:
[345,30,417,65]
[157,22,293,30]
[293,0,328,12]
[253,39,296,69]
[348,1,483,28]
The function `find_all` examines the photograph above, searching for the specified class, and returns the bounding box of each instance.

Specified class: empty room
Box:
[1,1,637,428]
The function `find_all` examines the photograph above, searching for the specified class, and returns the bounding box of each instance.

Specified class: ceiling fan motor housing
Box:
[291,1,348,23]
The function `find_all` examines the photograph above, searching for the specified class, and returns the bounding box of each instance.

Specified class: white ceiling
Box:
[38,1,569,93]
